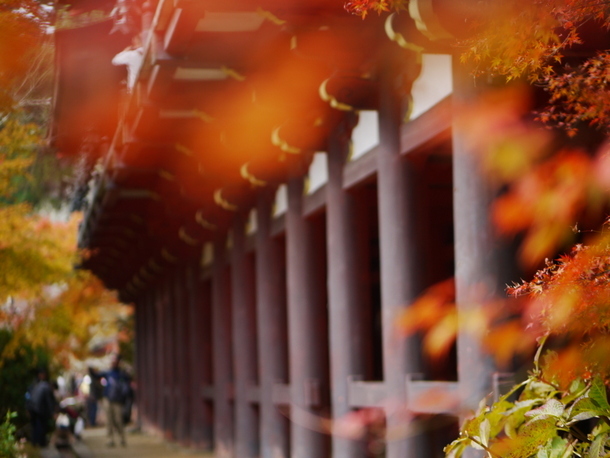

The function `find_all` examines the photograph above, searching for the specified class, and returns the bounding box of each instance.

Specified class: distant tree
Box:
[0,330,52,428]
[1,271,131,364]
[0,1,132,407]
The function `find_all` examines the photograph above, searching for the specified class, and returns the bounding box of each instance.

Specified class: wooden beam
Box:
[347,380,387,408]
[271,383,291,406]
[163,7,202,55]
[400,95,451,155]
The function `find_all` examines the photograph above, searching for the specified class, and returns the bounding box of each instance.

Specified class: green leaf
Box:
[592,420,610,436]
[567,396,602,424]
[569,379,585,395]
[444,439,467,458]
[505,400,539,439]
[525,399,564,419]
[479,418,490,447]
[524,380,557,400]
[537,437,568,458]
[487,400,514,437]
[589,377,610,412]
[491,417,558,458]
[588,433,607,458]
[558,441,573,458]
[561,379,587,405]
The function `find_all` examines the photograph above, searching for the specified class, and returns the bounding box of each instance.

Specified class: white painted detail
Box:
[111,47,144,91]
[247,209,257,234]
[273,184,288,217]
[307,152,328,194]
[410,54,453,119]
[196,12,265,32]
[409,0,453,41]
[351,110,379,160]
[201,242,214,267]
[173,67,228,81]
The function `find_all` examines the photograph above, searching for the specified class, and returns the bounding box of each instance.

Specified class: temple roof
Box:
[51,0,462,298]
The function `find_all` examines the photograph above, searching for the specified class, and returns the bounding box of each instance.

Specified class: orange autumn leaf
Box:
[492,193,534,234]
[396,278,455,335]
[483,320,536,368]
[423,310,458,359]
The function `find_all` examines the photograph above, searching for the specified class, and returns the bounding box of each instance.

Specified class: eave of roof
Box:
[53,0,460,297]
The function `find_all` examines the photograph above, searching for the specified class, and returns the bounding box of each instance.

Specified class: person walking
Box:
[28,368,56,447]
[101,354,130,447]
[84,367,104,427]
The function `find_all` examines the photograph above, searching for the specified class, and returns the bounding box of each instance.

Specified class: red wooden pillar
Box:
[133,298,143,426]
[212,236,234,457]
[326,120,370,458]
[377,53,428,457]
[136,295,150,428]
[144,289,156,428]
[151,287,161,429]
[162,276,176,438]
[173,266,192,444]
[186,261,214,449]
[155,282,167,432]
[231,213,259,457]
[255,190,289,458]
[286,176,330,458]
[452,64,499,420]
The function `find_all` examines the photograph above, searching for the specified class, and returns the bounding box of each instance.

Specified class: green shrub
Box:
[0,411,25,458]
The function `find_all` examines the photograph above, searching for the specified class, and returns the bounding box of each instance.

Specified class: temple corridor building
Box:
[51,0,514,456]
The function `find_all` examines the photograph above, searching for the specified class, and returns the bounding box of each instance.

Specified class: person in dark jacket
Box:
[101,354,130,447]
[28,368,56,447]
[86,367,104,426]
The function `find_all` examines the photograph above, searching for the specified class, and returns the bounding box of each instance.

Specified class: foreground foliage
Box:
[346,0,610,136]
[442,239,610,456]
[0,412,25,458]
[447,360,610,458]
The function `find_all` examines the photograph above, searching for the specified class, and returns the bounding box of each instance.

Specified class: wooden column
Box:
[326,120,369,458]
[286,176,330,458]
[452,63,500,427]
[163,277,176,438]
[231,213,259,457]
[145,289,157,428]
[137,295,148,429]
[377,54,428,456]
[138,294,146,425]
[173,266,191,444]
[133,298,143,426]
[172,271,182,440]
[154,283,167,432]
[212,236,234,457]
[187,261,214,449]
[146,288,161,428]
[256,190,289,458]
